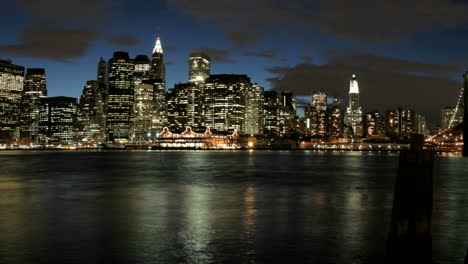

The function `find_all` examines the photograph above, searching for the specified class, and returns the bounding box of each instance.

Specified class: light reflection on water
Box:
[0,150,466,263]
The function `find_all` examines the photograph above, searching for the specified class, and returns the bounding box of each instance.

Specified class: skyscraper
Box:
[106,51,134,142]
[150,37,165,82]
[97,57,107,89]
[166,82,203,132]
[189,52,211,83]
[134,55,151,85]
[329,106,344,138]
[76,80,106,143]
[132,81,157,138]
[38,96,77,145]
[344,74,363,137]
[263,91,280,137]
[0,59,24,142]
[20,68,47,142]
[441,106,455,130]
[203,74,252,134]
[244,84,264,135]
[150,37,167,132]
[309,91,328,136]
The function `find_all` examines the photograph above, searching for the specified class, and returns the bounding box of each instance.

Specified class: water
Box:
[0,150,466,263]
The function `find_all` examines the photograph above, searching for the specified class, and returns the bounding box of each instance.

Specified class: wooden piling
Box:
[386,134,434,263]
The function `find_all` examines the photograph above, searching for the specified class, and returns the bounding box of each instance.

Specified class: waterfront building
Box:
[106,51,134,142]
[385,109,399,137]
[245,84,264,135]
[38,96,77,145]
[263,90,280,137]
[329,106,344,138]
[203,74,252,134]
[415,113,427,136]
[166,82,203,132]
[364,112,378,137]
[76,80,106,143]
[308,91,328,136]
[400,109,416,138]
[0,59,24,143]
[20,68,47,142]
[344,74,363,137]
[189,52,211,84]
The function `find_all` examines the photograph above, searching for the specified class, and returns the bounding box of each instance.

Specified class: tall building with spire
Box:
[344,74,363,137]
[150,37,165,82]
[150,37,167,132]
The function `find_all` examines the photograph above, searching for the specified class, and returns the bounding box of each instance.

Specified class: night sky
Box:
[2,0,468,123]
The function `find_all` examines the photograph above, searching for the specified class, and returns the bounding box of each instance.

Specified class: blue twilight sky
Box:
[2,0,468,123]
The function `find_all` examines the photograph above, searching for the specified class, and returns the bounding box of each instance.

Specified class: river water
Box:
[0,150,467,263]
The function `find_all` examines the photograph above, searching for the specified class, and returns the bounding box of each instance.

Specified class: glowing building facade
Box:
[166,82,203,133]
[263,91,280,137]
[20,68,48,142]
[106,51,135,142]
[38,96,77,145]
[244,84,264,135]
[344,74,363,137]
[0,59,24,142]
[203,74,251,134]
[189,52,211,83]
[76,80,107,143]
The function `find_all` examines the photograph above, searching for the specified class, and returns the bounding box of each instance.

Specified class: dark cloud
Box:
[192,47,235,64]
[242,49,277,58]
[265,52,462,122]
[12,0,114,23]
[0,25,99,62]
[167,0,468,46]
[1,0,137,61]
[107,35,141,46]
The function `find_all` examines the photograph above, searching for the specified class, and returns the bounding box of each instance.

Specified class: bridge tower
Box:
[463,72,468,157]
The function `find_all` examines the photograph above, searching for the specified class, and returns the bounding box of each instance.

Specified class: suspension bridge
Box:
[425,86,465,152]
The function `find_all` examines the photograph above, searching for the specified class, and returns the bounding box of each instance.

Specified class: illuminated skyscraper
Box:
[150,37,165,82]
[441,106,455,130]
[364,112,378,137]
[189,52,211,83]
[134,55,151,85]
[132,81,158,139]
[312,91,327,112]
[309,91,328,136]
[329,106,344,138]
[20,68,47,142]
[263,91,280,137]
[344,74,363,137]
[38,96,77,145]
[166,82,203,132]
[0,59,24,142]
[244,84,264,135]
[150,37,167,132]
[203,74,252,134]
[76,80,106,143]
[106,51,134,142]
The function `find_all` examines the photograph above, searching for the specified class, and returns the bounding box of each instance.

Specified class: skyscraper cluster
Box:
[0,37,433,146]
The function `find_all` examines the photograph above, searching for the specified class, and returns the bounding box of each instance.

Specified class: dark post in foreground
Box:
[463,72,468,157]
[386,134,434,263]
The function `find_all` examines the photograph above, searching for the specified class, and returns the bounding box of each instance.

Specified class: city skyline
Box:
[2,0,468,123]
